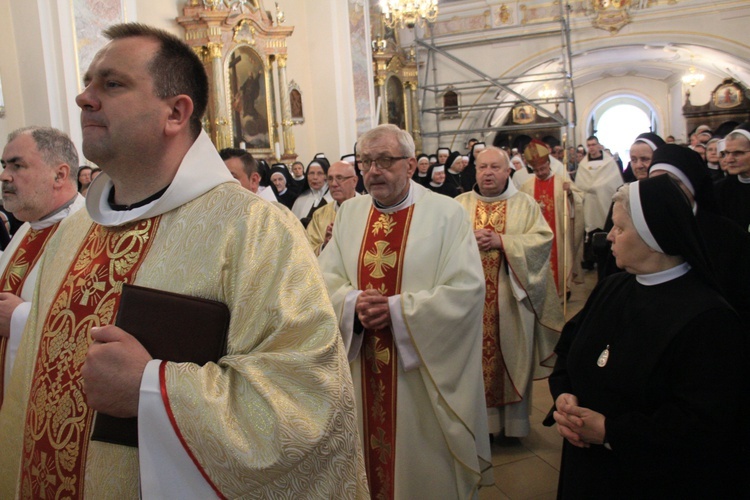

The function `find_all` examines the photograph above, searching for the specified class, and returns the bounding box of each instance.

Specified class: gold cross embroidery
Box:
[366,337,391,374]
[4,250,29,291]
[370,427,392,465]
[364,241,397,279]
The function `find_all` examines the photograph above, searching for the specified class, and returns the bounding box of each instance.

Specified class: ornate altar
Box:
[177,0,297,162]
[492,102,563,150]
[683,78,750,137]
[370,10,422,152]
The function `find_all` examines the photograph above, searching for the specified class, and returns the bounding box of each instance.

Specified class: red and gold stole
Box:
[534,177,559,293]
[0,224,59,407]
[19,217,160,500]
[474,199,521,407]
[358,205,414,500]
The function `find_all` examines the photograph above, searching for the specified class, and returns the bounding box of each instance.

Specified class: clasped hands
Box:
[473,229,502,253]
[81,326,152,418]
[355,288,391,331]
[553,393,606,448]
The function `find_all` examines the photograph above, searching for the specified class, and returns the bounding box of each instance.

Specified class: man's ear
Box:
[164,95,195,137]
[54,164,71,186]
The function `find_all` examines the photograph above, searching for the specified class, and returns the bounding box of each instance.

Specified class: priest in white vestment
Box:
[319,124,493,499]
[456,146,563,438]
[575,136,623,235]
[306,161,359,256]
[0,127,85,404]
[0,24,367,499]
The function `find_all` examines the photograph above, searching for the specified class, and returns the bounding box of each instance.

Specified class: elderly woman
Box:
[547,175,744,498]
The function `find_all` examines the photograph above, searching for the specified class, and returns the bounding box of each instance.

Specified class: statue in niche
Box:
[386,76,405,130]
[228,46,270,149]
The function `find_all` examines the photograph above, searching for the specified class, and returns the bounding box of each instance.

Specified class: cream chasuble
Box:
[575,153,623,232]
[320,182,493,499]
[0,131,368,499]
[520,175,584,296]
[456,184,563,437]
[0,194,85,405]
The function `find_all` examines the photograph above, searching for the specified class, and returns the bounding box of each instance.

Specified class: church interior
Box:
[0,0,748,498]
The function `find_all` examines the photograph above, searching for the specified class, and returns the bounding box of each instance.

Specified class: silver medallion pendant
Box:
[597,345,610,368]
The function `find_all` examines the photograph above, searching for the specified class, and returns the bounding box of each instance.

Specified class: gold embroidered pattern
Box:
[371,213,396,236]
[20,217,160,500]
[363,241,398,279]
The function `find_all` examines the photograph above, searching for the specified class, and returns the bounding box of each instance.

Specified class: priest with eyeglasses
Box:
[319,124,493,499]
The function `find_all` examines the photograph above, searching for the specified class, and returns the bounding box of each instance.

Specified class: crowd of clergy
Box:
[0,22,748,497]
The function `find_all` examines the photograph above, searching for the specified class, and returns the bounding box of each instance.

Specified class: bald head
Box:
[327,161,358,204]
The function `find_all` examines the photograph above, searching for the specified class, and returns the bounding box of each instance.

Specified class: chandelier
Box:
[538,85,558,100]
[380,0,439,29]
[681,65,705,88]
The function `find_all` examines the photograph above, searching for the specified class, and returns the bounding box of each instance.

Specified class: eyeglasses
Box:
[723,150,750,159]
[326,175,356,184]
[357,156,408,172]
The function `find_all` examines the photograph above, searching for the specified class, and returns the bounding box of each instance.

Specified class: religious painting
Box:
[512,104,536,124]
[442,89,460,119]
[226,45,272,151]
[289,80,304,124]
[386,75,406,130]
[714,82,743,109]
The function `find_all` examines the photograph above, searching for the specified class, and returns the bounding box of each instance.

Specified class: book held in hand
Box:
[91,283,230,447]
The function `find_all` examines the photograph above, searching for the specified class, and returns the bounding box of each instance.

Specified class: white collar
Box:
[474,179,517,202]
[447,168,459,175]
[86,131,236,227]
[636,262,691,286]
[429,181,444,188]
[373,180,425,214]
[738,175,750,184]
[30,193,86,230]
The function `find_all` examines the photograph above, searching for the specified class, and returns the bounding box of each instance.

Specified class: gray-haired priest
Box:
[319,124,493,499]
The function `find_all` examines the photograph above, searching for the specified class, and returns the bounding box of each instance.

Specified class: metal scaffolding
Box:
[415,1,577,148]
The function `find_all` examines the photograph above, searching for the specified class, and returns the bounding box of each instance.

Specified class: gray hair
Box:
[358,124,415,158]
[7,127,79,184]
[612,183,632,217]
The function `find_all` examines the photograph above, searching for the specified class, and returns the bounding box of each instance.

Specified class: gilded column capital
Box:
[277,55,287,68]
[192,45,207,62]
[375,76,386,87]
[207,42,223,59]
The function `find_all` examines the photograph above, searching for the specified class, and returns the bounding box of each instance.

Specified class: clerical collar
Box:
[39,193,78,222]
[473,179,518,202]
[373,183,413,214]
[30,193,86,231]
[108,184,170,211]
[292,174,305,181]
[278,188,287,196]
[707,162,719,170]
[417,172,427,177]
[738,175,750,184]
[588,152,603,161]
[636,262,691,286]
[429,182,444,188]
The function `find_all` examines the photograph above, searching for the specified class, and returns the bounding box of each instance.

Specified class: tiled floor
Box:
[479,270,597,500]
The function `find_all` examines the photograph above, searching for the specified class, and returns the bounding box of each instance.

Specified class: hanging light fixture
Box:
[681,57,705,88]
[538,84,558,100]
[380,0,439,29]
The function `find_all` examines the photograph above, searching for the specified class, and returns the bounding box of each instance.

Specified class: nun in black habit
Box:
[268,163,296,209]
[547,175,745,498]
[426,163,459,198]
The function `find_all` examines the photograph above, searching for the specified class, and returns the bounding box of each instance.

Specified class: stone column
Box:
[376,76,387,125]
[277,54,296,155]
[207,42,231,149]
[407,81,422,153]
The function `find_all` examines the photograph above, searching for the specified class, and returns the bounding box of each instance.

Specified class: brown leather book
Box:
[91,283,230,447]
